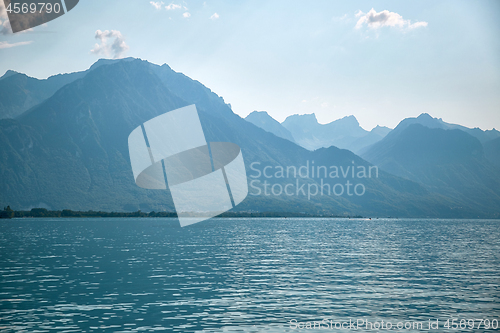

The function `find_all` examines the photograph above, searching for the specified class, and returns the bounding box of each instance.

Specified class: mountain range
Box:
[245,112,392,154]
[362,122,500,215]
[1,58,499,218]
[0,70,84,119]
[386,113,500,144]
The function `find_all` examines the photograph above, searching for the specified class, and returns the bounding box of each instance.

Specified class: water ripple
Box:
[0,218,499,332]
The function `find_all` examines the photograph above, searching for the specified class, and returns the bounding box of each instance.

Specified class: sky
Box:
[0,0,499,131]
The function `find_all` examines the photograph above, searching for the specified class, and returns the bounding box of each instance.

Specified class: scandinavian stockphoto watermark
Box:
[288,318,499,330]
[249,161,378,200]
[128,105,248,227]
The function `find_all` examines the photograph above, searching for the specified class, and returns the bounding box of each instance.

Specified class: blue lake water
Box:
[0,218,499,332]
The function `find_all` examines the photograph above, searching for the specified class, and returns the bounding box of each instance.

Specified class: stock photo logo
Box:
[128,105,248,227]
[3,0,79,33]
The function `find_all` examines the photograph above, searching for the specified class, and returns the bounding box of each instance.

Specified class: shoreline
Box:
[0,207,361,219]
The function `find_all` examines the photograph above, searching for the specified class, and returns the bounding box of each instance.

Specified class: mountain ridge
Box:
[389,113,500,143]
[361,123,500,215]
[1,58,498,218]
[245,111,296,142]
[0,69,87,119]
[281,113,391,153]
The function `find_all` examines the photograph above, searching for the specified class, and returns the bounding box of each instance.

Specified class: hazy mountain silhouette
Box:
[0,70,19,80]
[245,111,295,142]
[484,137,500,168]
[0,58,132,120]
[389,113,500,143]
[349,125,392,154]
[362,123,500,215]
[281,113,391,153]
[0,70,86,119]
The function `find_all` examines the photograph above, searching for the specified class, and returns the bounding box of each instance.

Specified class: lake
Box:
[0,218,499,332]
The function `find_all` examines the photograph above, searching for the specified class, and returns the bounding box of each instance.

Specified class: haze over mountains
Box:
[1,58,499,218]
[245,112,392,154]
[362,122,500,215]
[0,58,137,120]
[385,113,500,144]
[0,70,85,119]
[245,111,296,143]
[245,109,500,216]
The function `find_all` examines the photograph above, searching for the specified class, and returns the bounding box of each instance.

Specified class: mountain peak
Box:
[248,110,271,117]
[281,113,373,151]
[245,111,296,142]
[338,115,360,127]
[161,63,172,70]
[282,113,318,126]
[0,70,19,81]
[387,112,500,145]
[393,113,446,133]
[417,113,433,119]
[89,57,140,71]
[371,125,392,137]
[303,113,317,120]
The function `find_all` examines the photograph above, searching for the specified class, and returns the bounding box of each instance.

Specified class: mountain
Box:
[371,125,392,137]
[391,113,500,144]
[0,70,19,81]
[0,58,473,217]
[0,58,140,120]
[0,69,88,119]
[0,74,56,119]
[281,113,391,153]
[484,137,500,168]
[349,125,392,154]
[282,113,366,150]
[245,111,295,142]
[362,123,500,216]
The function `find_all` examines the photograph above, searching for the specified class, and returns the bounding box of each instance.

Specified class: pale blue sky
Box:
[0,0,499,131]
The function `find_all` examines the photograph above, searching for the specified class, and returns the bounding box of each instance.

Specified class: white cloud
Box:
[90,30,129,59]
[152,1,189,12]
[183,12,191,18]
[332,13,348,22]
[166,3,182,10]
[355,8,427,30]
[0,41,32,49]
[210,13,219,20]
[150,1,164,10]
[409,21,429,29]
